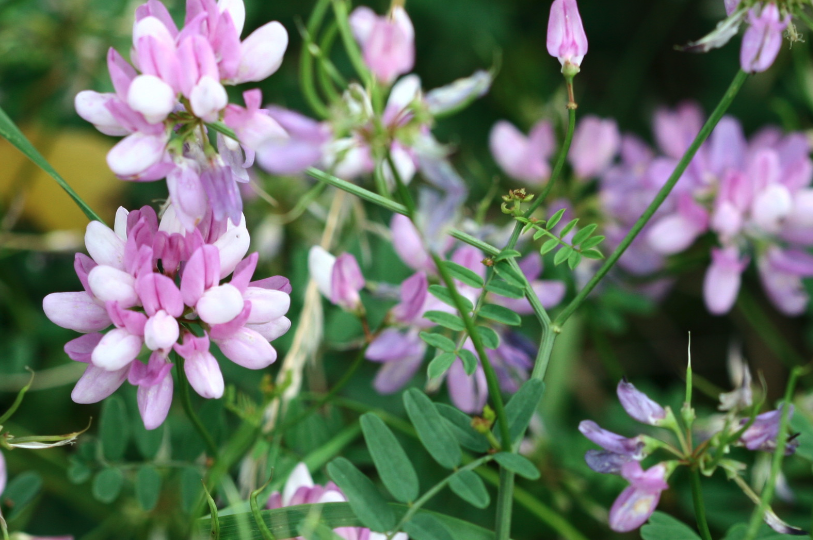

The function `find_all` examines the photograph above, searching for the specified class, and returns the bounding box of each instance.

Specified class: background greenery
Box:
[1,0,812,538]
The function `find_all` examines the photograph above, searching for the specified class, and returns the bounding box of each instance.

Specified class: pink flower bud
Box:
[331,253,366,310]
[546,0,588,69]
[740,4,788,73]
[703,246,748,315]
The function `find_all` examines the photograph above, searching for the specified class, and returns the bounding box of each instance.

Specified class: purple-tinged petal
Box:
[617,379,666,425]
[144,310,180,351]
[184,349,224,399]
[230,253,258,294]
[43,292,111,333]
[199,164,242,225]
[74,91,129,136]
[107,48,137,101]
[309,246,336,299]
[181,245,221,307]
[758,256,809,315]
[85,221,125,270]
[127,74,176,124]
[608,484,661,532]
[373,347,425,394]
[704,247,748,315]
[0,450,5,496]
[740,4,788,74]
[167,161,208,232]
[71,363,130,404]
[87,265,138,307]
[569,116,620,179]
[391,214,434,273]
[107,131,169,178]
[392,272,428,324]
[362,7,414,84]
[91,328,143,371]
[578,420,645,458]
[233,21,288,83]
[424,70,492,116]
[213,215,251,279]
[137,366,173,430]
[197,284,245,324]
[366,329,424,363]
[349,6,376,45]
[190,76,228,122]
[215,327,277,369]
[546,0,588,67]
[244,288,290,324]
[65,333,104,363]
[447,360,488,414]
[751,184,792,234]
[246,317,291,341]
[250,276,292,294]
[330,253,365,310]
[585,450,632,474]
[137,272,184,317]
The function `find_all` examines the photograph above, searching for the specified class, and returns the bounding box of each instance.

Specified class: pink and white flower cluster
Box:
[267,463,408,540]
[43,205,291,429]
[75,0,290,227]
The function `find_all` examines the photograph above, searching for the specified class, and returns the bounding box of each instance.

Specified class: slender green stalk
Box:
[552,69,749,328]
[386,455,494,539]
[250,484,276,540]
[307,167,407,214]
[175,356,219,459]
[504,108,577,251]
[331,0,371,82]
[689,468,713,540]
[743,365,805,540]
[450,229,501,256]
[299,0,331,117]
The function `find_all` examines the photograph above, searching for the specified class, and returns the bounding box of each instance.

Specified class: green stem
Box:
[386,455,494,540]
[331,0,371,82]
[504,108,577,251]
[689,468,713,540]
[307,167,406,214]
[743,365,805,540]
[299,0,331,117]
[175,356,219,459]
[552,69,749,329]
[495,468,515,540]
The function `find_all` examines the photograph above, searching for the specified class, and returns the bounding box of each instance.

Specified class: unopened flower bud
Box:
[546,0,588,72]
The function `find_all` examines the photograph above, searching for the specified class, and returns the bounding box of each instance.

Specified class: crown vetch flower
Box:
[609,462,669,532]
[349,5,415,84]
[43,206,291,429]
[740,3,789,74]
[546,0,588,70]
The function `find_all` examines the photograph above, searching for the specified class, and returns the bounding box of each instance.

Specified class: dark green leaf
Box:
[640,512,702,540]
[790,414,813,461]
[133,422,164,460]
[443,261,484,288]
[539,238,559,255]
[553,245,573,266]
[479,304,521,326]
[67,457,92,484]
[581,235,606,249]
[428,285,473,313]
[361,414,419,503]
[486,280,525,299]
[327,458,395,532]
[458,349,478,375]
[567,250,582,270]
[559,218,579,237]
[136,466,162,511]
[92,468,124,504]
[500,379,545,444]
[428,353,457,379]
[493,453,540,480]
[420,332,457,353]
[545,208,566,229]
[199,503,497,540]
[403,389,461,469]
[435,404,491,453]
[582,248,605,260]
[0,107,103,221]
[494,249,522,261]
[403,513,455,540]
[1,472,42,519]
[476,326,500,349]
[493,262,525,287]
[100,395,130,462]
[449,470,490,508]
[181,467,203,514]
[572,223,599,245]
[424,311,466,332]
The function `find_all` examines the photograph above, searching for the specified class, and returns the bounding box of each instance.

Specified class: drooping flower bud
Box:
[740,4,789,74]
[546,0,588,72]
[617,379,667,426]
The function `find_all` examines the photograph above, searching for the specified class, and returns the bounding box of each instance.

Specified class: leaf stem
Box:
[689,468,713,540]
[743,365,806,540]
[175,355,219,459]
[552,69,748,328]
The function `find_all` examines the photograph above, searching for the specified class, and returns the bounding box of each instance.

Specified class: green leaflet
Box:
[0,105,103,222]
[404,389,462,469]
[360,414,420,503]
